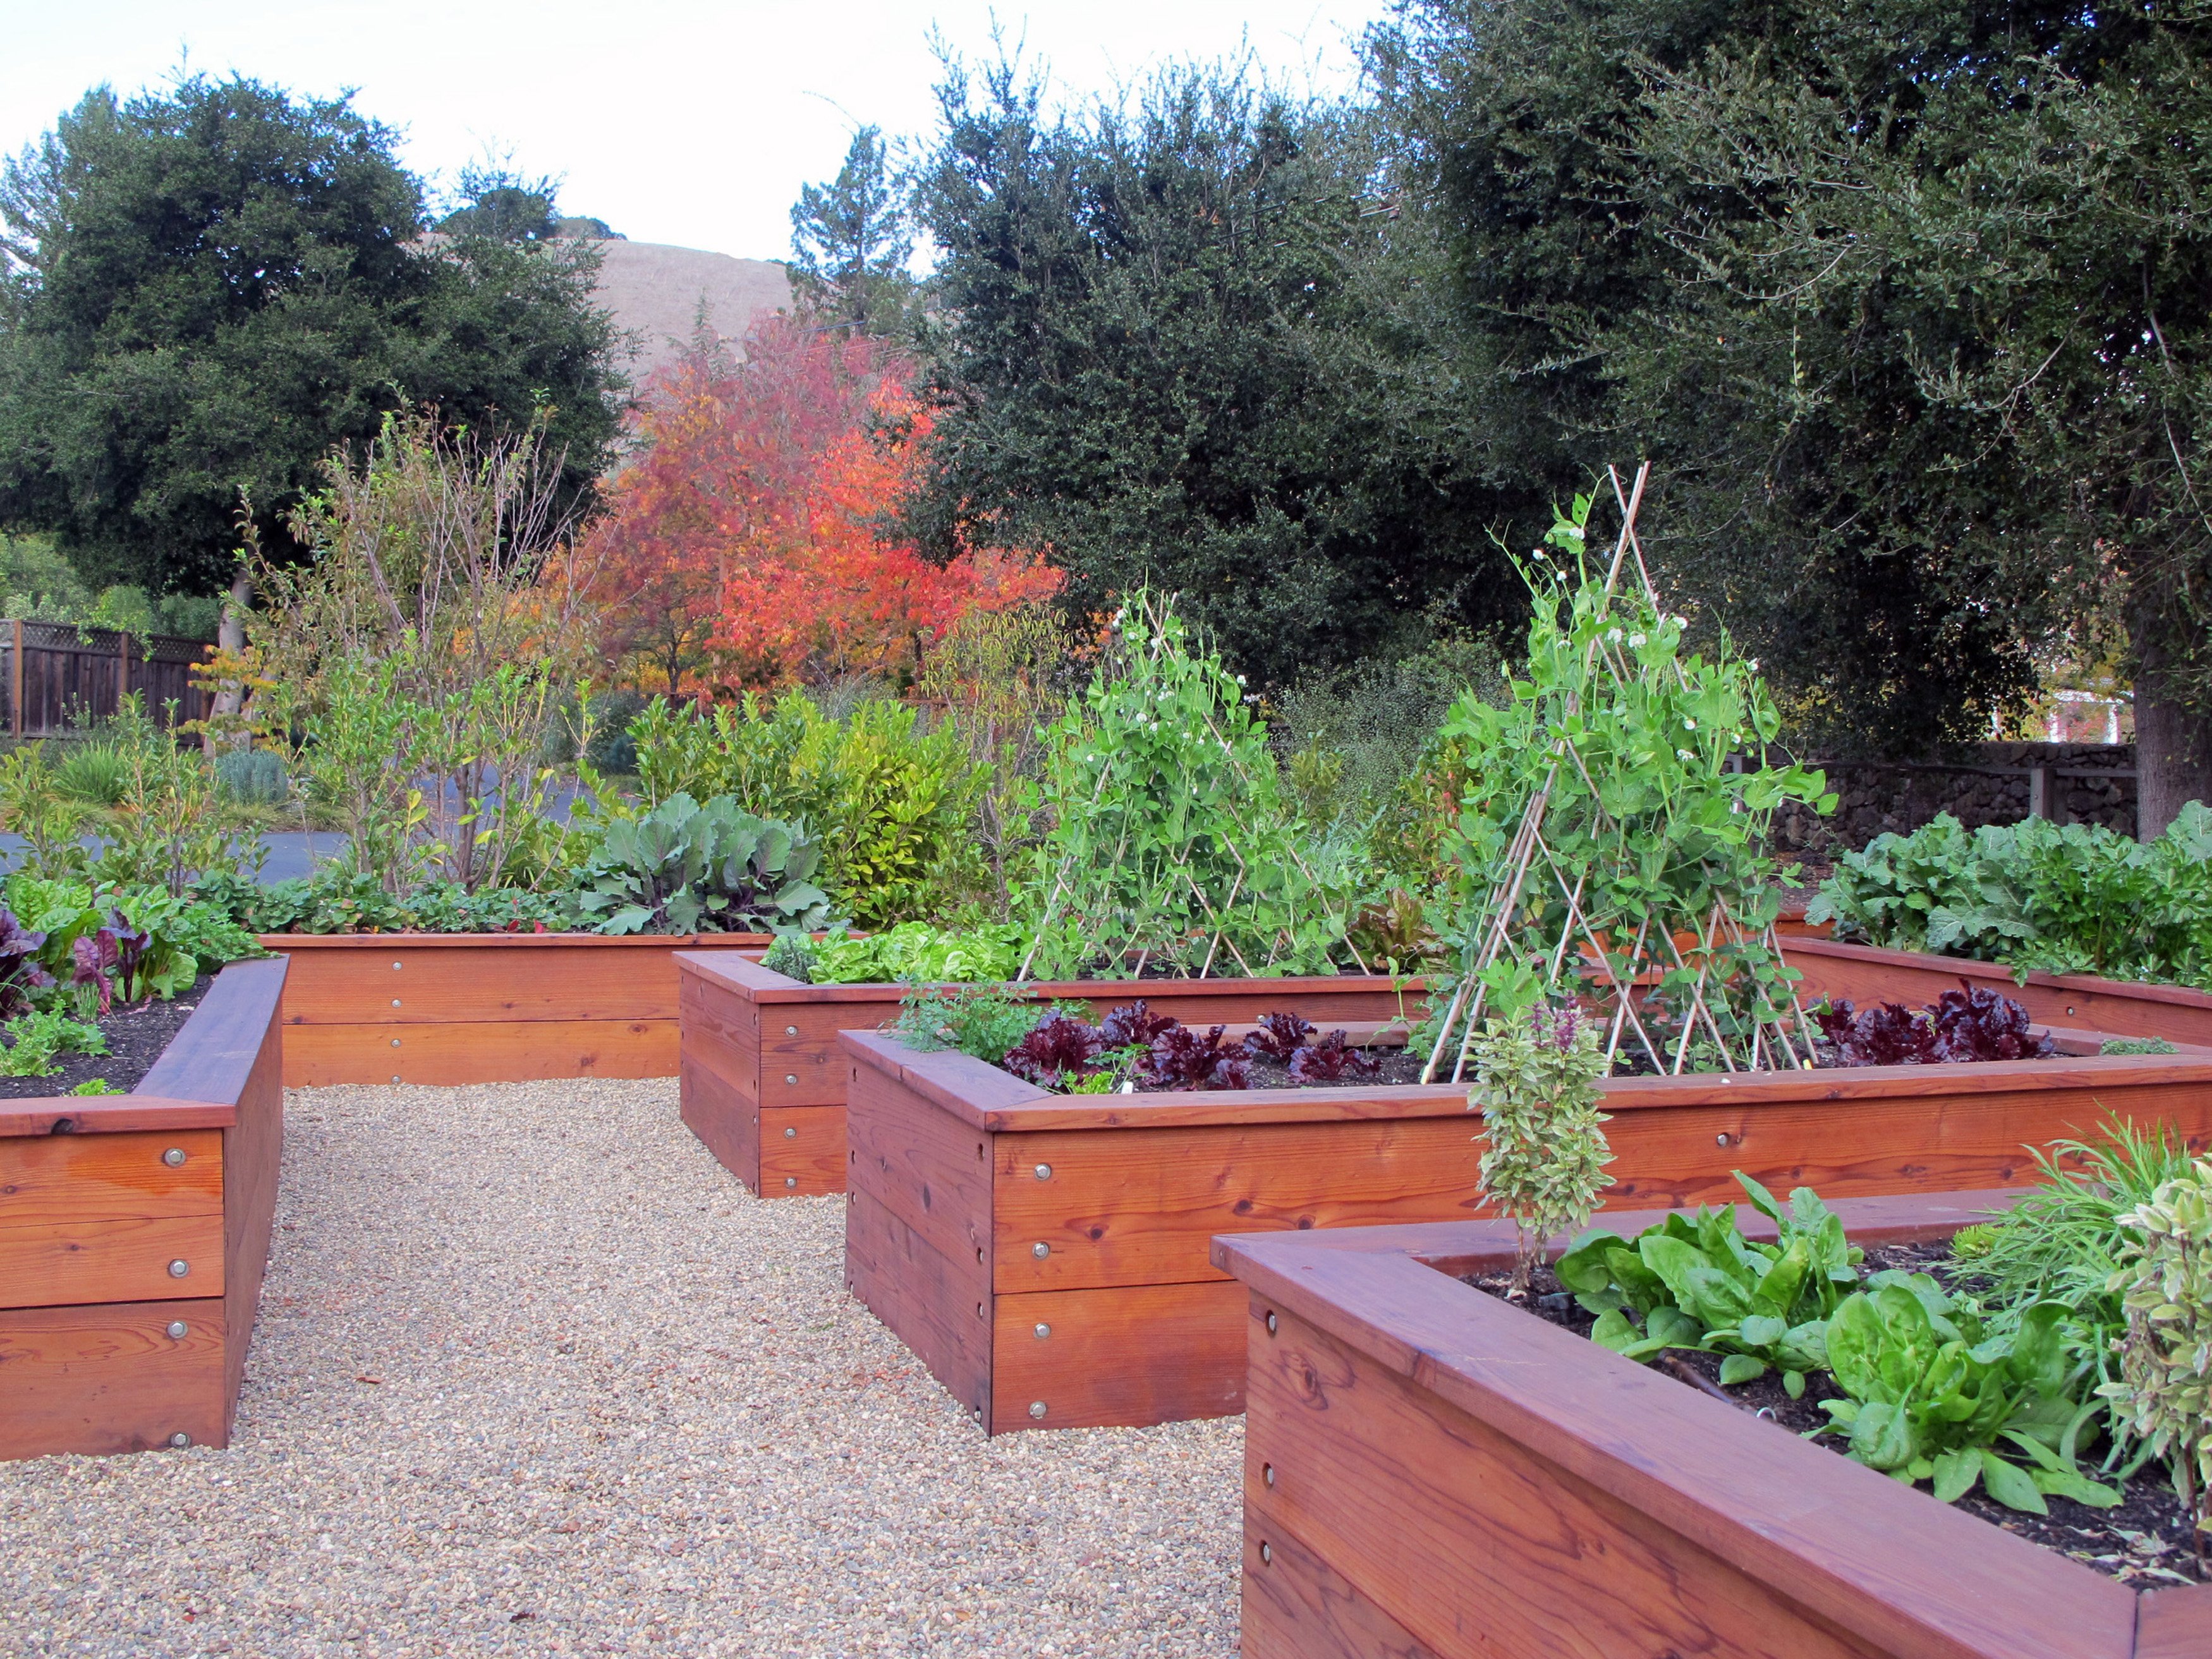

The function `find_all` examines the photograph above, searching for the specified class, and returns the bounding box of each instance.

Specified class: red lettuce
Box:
[1002,1013,1106,1086]
[1246,1010,1316,1062]
[1143,1024,1251,1090]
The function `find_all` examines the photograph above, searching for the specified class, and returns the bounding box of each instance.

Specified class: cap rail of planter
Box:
[839,1024,2212,1435]
[0,956,288,1461]
[1787,932,2212,1048]
[676,951,1425,1198]
[1211,1192,2212,1659]
[269,932,775,1086]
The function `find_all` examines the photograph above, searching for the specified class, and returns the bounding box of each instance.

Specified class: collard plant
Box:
[1471,1001,1613,1294]
[1424,471,1833,1079]
[576,793,834,935]
[1019,592,1356,979]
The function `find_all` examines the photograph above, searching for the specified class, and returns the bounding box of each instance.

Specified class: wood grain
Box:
[759,1106,845,1196]
[273,937,767,1027]
[2137,1586,2212,1658]
[845,1061,994,1272]
[845,1189,990,1424]
[990,1280,1246,1431]
[283,1018,676,1086]
[1239,1516,1443,1659]
[992,1119,1487,1293]
[0,1129,223,1224]
[211,965,285,1437]
[679,1054,762,1192]
[0,1096,233,1138]
[0,1297,226,1458]
[0,1212,226,1309]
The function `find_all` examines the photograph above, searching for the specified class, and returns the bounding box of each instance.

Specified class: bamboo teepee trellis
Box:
[1420,463,1820,1083]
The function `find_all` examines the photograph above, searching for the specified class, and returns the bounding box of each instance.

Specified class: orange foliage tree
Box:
[577,313,1058,692]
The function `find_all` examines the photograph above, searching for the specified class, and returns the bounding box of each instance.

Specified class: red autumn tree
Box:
[578,314,1057,691]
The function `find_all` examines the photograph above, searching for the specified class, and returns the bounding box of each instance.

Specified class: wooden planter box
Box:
[1212,1193,2212,1659]
[839,1027,2212,1436]
[0,957,288,1461]
[676,952,1421,1198]
[269,933,773,1086]
[1785,934,2212,1048]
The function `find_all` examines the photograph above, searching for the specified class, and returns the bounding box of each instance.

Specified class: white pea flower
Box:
[1606,627,1623,643]
[1684,718,1696,730]
[1677,748,1694,760]
[1235,674,1246,686]
[1629,633,1646,648]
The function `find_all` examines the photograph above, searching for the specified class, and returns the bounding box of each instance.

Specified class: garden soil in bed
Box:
[1466,1245,2206,1588]
[0,975,214,1098]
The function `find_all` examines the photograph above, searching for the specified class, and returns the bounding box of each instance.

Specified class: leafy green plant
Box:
[807,922,1022,986]
[1559,1174,1862,1394]
[67,1077,122,1095]
[213,748,288,805]
[1423,492,1833,1077]
[624,691,989,927]
[890,984,1042,1064]
[53,742,133,806]
[2103,1035,2180,1056]
[1819,1279,2115,1514]
[2100,1158,2212,1548]
[1471,1002,1613,1292]
[0,905,54,1014]
[0,1006,107,1076]
[1021,592,1356,980]
[576,793,833,935]
[84,695,265,896]
[760,932,820,983]
[0,744,90,880]
[1808,805,2212,988]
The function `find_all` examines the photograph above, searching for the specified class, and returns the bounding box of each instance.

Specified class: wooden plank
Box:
[0,1129,223,1224]
[680,1054,762,1193]
[1239,1519,1443,1659]
[991,1279,1246,1431]
[1245,1300,2072,1659]
[765,1000,904,1107]
[992,1117,1487,1293]
[0,1213,226,1309]
[678,971,762,1107]
[1785,937,2212,1048]
[845,1189,990,1425]
[274,939,765,1026]
[845,1060,994,1270]
[282,1018,676,1086]
[760,1105,845,1196]
[0,1298,226,1460]
[2137,1587,2212,1658]
[0,1097,234,1138]
[218,984,284,1437]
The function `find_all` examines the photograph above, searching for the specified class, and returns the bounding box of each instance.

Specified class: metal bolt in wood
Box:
[169,1431,192,1449]
[1263,1462,1275,1487]
[1028,1401,1047,1419]
[162,1147,186,1167]
[167,1259,190,1279]
[785,1074,798,1085]
[166,1321,188,1340]
[1716,1132,1730,1146]
[786,1025,798,1036]
[391,1038,401,1048]
[784,1177,797,1188]
[1032,1241,1050,1258]
[1259,1541,1273,1565]
[1033,1323,1050,1340]
[784,1126,797,1138]
[391,999,401,1008]
[1265,1311,1278,1335]
[1033,1164,1052,1180]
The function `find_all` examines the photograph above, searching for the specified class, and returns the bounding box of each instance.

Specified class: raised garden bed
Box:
[839,1024,2212,1435]
[0,956,287,1461]
[0,976,214,1098]
[1785,934,2212,1049]
[676,952,1421,1198]
[270,932,773,1086]
[1212,1191,2212,1659]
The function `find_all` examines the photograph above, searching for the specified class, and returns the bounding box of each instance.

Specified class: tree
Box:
[576,313,1057,690]
[904,55,1528,689]
[0,73,625,605]
[789,126,918,336]
[437,164,559,243]
[1372,0,2212,834]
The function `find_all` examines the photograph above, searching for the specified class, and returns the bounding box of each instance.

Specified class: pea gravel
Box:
[0,1078,1242,1658]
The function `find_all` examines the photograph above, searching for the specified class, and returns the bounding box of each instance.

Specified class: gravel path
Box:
[1,1079,1242,1658]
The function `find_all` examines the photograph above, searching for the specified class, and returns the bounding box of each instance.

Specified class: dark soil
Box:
[1468,1243,2206,1586]
[0,976,214,1099]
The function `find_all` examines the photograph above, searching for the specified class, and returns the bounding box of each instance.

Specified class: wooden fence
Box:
[2,620,216,739]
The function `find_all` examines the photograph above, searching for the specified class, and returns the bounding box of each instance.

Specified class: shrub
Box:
[53,743,132,806]
[214,748,288,805]
[1471,1001,1613,1294]
[2102,1158,2212,1544]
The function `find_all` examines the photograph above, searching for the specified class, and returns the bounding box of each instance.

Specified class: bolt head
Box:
[786,1025,798,1036]
[1028,1401,1047,1419]
[1259,1541,1273,1565]
[391,1074,401,1083]
[168,1431,192,1449]
[1031,1241,1050,1259]
[784,1177,797,1189]
[1263,1462,1275,1487]
[166,1320,188,1340]
[784,1126,797,1138]
[391,1037,401,1048]
[168,1259,190,1279]
[392,999,402,1008]
[1033,1322,1050,1340]
[1265,1311,1278,1335]
[1033,1163,1052,1181]
[162,1146,186,1168]
[1715,1132,1729,1146]
[392,961,402,970]
[785,1074,798,1085]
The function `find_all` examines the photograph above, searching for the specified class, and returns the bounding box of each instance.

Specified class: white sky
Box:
[1,2,1395,262]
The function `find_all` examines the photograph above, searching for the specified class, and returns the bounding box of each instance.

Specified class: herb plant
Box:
[760,932,820,983]
[1471,1001,1613,1293]
[2101,1158,2212,1550]
[891,985,1043,1065]
[0,1007,107,1077]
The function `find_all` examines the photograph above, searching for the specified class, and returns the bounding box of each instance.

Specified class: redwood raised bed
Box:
[676,952,1423,1198]
[0,956,288,1460]
[1785,933,2212,1048]
[839,1026,2212,1435]
[271,932,772,1086]
[1212,1191,2212,1659]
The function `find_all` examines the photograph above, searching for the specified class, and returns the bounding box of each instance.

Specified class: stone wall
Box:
[1767,743,2137,854]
